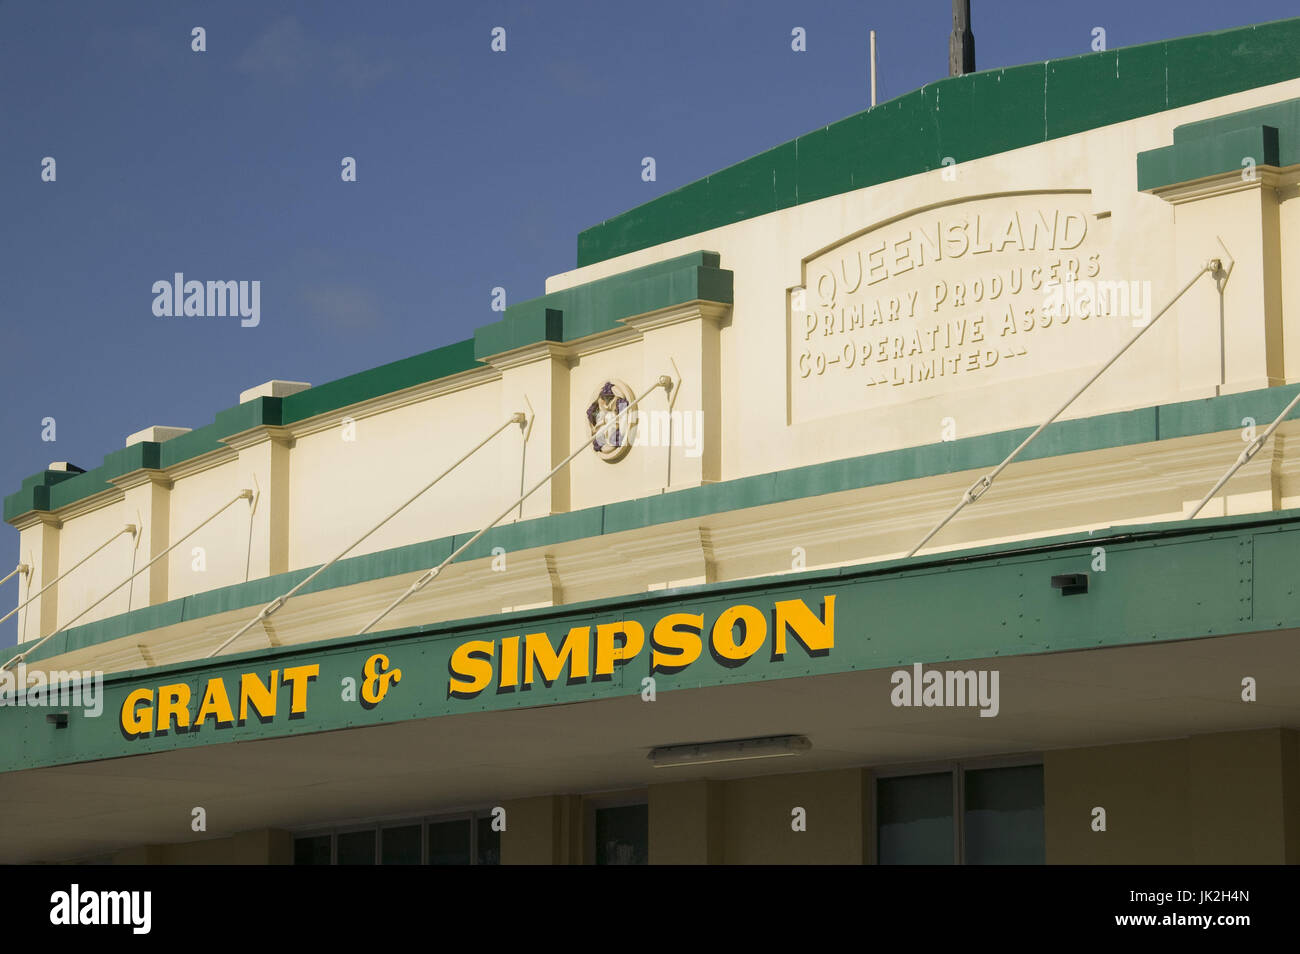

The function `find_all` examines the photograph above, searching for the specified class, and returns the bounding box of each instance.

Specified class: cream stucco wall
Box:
[287,381,510,569]
[165,459,245,601]
[549,78,1300,483]
[645,770,871,865]
[499,794,583,864]
[86,731,1298,865]
[109,828,292,865]
[10,80,1300,666]
[1044,729,1300,864]
[1281,175,1300,383]
[44,500,135,630]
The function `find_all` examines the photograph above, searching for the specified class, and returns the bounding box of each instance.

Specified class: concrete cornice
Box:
[10,511,63,532]
[41,489,122,524]
[165,447,239,481]
[482,298,733,370]
[285,366,501,438]
[108,469,175,493]
[220,425,296,452]
[620,300,731,333]
[567,326,642,360]
[482,341,575,372]
[1150,164,1295,205]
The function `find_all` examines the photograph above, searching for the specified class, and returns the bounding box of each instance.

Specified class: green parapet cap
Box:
[5,399,276,523]
[5,470,81,522]
[279,338,478,422]
[1137,97,1300,191]
[5,252,736,520]
[473,250,733,361]
[5,444,158,524]
[577,17,1300,266]
[2,339,487,523]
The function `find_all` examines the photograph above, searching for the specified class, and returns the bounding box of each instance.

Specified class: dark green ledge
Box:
[472,251,733,360]
[4,399,285,523]
[19,380,1300,666]
[6,251,736,522]
[1137,96,1300,190]
[6,501,1298,773]
[577,17,1300,266]
[281,338,479,423]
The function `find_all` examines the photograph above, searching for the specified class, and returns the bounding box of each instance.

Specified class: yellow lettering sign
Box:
[446,595,836,700]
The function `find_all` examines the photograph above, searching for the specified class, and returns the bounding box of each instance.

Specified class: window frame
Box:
[871,754,1043,865]
[333,823,380,866]
[583,792,649,866]
[292,808,500,866]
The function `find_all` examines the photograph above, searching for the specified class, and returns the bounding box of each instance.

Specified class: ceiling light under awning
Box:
[648,735,812,768]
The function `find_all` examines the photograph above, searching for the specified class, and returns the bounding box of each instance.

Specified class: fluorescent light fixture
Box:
[648,735,812,768]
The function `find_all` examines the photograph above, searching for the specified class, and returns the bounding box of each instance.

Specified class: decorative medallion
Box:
[586,379,636,463]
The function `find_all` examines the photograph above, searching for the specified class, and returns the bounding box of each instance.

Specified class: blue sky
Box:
[2,0,1297,644]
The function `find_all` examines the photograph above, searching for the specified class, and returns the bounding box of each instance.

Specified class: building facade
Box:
[3,17,1300,864]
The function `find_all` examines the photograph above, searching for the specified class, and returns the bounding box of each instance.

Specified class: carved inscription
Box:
[790,195,1112,423]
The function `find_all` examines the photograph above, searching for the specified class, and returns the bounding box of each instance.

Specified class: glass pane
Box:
[293,835,331,866]
[381,824,422,865]
[475,815,501,866]
[595,804,648,865]
[964,765,1045,864]
[335,829,376,865]
[877,772,955,864]
[428,819,472,866]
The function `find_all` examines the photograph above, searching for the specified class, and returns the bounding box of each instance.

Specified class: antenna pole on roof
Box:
[950,0,975,77]
[869,30,878,107]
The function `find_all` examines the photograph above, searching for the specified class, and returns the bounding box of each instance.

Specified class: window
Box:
[293,834,331,866]
[428,818,472,865]
[875,762,1044,865]
[877,772,955,865]
[381,824,422,866]
[475,815,501,866]
[963,765,1045,864]
[293,810,502,866]
[335,829,377,865]
[594,804,648,865]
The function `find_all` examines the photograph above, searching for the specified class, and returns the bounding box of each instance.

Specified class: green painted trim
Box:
[5,252,736,522]
[280,338,479,423]
[4,341,485,522]
[11,469,86,516]
[18,380,1300,666]
[472,251,732,360]
[577,17,1300,267]
[2,503,1298,773]
[1138,96,1300,190]
[3,400,285,522]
